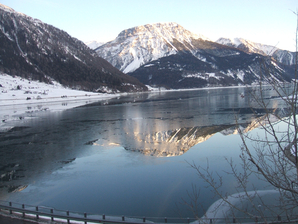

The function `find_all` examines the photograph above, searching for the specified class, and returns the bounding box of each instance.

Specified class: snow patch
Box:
[144,64,155,67]
[200,189,280,221]
[236,70,245,82]
[182,73,221,80]
[123,57,144,73]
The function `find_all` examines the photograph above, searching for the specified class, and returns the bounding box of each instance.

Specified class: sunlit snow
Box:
[96,22,209,73]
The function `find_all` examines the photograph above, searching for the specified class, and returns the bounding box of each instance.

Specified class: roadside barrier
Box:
[0,200,194,224]
[0,200,298,224]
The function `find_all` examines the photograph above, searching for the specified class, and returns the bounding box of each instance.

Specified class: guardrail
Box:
[0,200,195,224]
[0,200,298,224]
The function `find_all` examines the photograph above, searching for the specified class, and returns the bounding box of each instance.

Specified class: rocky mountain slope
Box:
[97,23,295,89]
[129,50,292,89]
[95,22,210,73]
[0,4,147,93]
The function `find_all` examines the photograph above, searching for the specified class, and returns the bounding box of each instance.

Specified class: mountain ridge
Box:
[0,3,296,91]
[96,22,296,89]
[96,22,296,74]
[217,37,297,66]
[216,37,278,56]
[0,3,147,93]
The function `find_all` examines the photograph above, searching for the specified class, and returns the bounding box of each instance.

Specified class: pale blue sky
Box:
[2,0,298,51]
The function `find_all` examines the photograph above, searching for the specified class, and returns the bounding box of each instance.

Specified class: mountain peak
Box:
[0,3,15,13]
[97,22,210,73]
[116,22,208,42]
[0,3,29,18]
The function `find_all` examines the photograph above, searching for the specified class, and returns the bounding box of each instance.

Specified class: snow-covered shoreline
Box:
[0,73,121,106]
[0,73,121,131]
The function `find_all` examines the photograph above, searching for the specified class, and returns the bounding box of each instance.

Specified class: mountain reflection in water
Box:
[87,108,283,157]
[89,124,241,157]
[86,100,287,157]
[0,86,291,218]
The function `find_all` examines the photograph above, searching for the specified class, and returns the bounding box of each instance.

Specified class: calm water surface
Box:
[0,87,288,218]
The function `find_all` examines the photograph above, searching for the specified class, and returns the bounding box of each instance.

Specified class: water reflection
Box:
[94,125,235,157]
[0,87,290,217]
[89,108,285,157]
[84,88,287,157]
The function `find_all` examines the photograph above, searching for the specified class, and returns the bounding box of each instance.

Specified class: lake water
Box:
[0,86,289,219]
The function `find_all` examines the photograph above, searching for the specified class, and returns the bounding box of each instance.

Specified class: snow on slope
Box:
[85,40,105,49]
[217,37,297,66]
[201,190,280,221]
[0,73,119,131]
[96,22,209,73]
[216,37,278,55]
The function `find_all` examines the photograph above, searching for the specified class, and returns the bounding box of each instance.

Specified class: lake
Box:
[0,86,289,220]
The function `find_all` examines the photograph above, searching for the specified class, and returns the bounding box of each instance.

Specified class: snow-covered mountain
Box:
[217,37,297,66]
[1,2,295,91]
[96,22,210,73]
[0,3,147,93]
[216,38,278,56]
[97,23,295,89]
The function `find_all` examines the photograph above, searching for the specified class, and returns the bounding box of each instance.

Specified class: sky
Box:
[1,0,298,51]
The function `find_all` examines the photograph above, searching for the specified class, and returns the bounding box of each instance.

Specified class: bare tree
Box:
[189,12,298,224]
